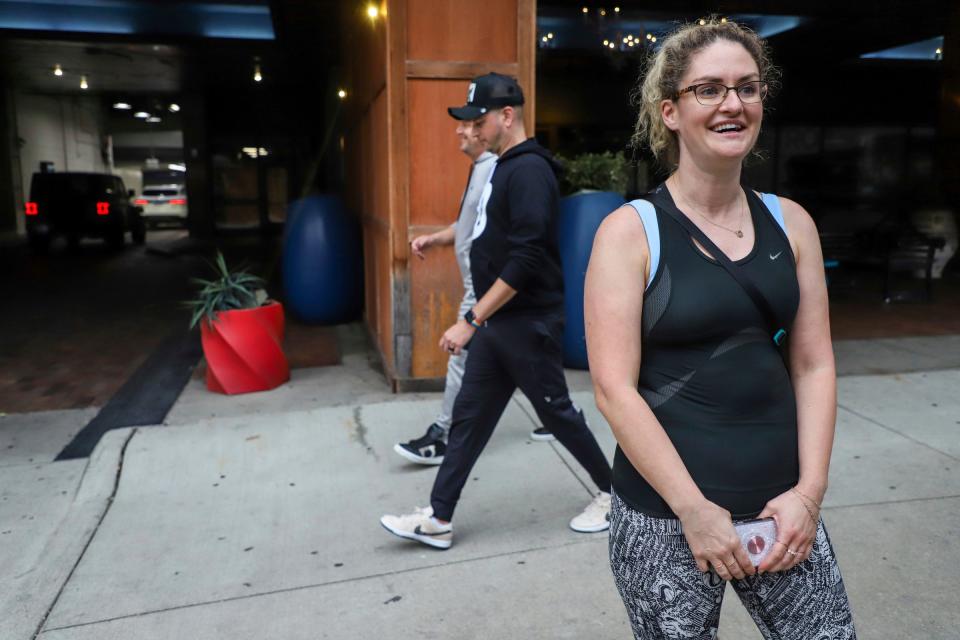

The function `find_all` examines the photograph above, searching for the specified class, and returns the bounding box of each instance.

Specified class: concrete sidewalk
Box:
[2,335,959,639]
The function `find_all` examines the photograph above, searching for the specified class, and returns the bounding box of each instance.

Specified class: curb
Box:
[0,427,136,640]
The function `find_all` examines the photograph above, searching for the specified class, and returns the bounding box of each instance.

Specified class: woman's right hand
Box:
[677,500,755,581]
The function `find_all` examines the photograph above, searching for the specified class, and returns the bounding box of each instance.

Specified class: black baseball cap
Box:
[448,73,525,121]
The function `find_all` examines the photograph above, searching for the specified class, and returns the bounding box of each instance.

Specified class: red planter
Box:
[200,301,290,394]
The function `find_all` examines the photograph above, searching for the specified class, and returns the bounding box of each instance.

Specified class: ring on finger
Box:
[786,548,799,557]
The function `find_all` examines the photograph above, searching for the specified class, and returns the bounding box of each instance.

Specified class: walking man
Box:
[393,117,553,466]
[381,73,612,549]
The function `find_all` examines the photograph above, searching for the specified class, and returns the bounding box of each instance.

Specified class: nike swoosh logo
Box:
[769,251,782,260]
[414,525,448,537]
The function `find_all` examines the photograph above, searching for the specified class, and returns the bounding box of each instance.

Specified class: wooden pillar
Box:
[343,0,536,391]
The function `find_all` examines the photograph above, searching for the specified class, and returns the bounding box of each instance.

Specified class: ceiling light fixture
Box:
[80,75,88,90]
[366,4,379,19]
[146,116,161,123]
[169,103,180,112]
[582,7,588,14]
[337,89,347,99]
[253,63,262,83]
[113,102,131,110]
[53,64,63,77]
[134,111,150,118]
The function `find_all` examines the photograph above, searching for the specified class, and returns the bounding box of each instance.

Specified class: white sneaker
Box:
[380,506,453,549]
[569,491,611,533]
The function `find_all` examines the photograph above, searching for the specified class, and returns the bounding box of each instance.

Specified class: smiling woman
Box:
[586,17,857,640]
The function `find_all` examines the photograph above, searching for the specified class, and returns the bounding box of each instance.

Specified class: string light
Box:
[367,4,379,19]
[599,8,606,17]
[699,19,706,25]
[582,7,588,13]
[614,6,620,12]
[253,63,262,83]
[547,32,553,39]
[603,39,609,46]
[79,75,88,90]
[608,42,615,49]
[337,89,347,99]
[721,17,727,23]
[168,103,180,112]
[53,64,63,77]
[650,36,657,42]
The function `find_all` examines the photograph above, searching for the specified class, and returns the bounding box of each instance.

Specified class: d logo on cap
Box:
[467,83,477,103]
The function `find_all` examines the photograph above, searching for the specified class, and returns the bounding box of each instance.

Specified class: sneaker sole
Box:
[392,443,444,466]
[379,518,452,549]
[529,431,556,442]
[569,521,610,533]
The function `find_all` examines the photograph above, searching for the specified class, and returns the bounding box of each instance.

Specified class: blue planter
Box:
[558,191,626,369]
[282,194,363,324]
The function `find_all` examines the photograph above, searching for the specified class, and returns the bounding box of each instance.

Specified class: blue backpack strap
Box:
[626,199,660,289]
[760,192,788,238]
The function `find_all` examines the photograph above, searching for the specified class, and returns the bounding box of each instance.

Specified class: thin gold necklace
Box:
[674,185,746,238]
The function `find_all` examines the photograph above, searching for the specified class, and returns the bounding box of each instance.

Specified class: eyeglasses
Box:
[675,80,768,106]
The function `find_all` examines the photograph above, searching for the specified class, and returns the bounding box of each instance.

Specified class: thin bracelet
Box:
[790,488,819,525]
[791,486,822,508]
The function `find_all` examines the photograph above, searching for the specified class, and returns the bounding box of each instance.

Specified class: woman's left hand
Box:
[756,489,818,573]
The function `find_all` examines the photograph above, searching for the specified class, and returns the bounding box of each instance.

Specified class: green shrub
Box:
[558,151,628,195]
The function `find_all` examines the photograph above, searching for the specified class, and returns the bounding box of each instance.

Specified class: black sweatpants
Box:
[430,312,612,521]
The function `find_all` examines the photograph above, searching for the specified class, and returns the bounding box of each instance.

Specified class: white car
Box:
[136,184,187,227]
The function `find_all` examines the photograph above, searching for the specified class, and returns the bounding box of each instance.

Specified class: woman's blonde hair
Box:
[630,17,779,168]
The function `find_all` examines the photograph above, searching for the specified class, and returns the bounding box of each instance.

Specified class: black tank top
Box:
[612,185,801,519]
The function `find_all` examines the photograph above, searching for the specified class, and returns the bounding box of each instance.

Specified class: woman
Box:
[584,18,856,639]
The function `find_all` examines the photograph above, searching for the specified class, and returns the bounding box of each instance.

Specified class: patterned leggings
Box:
[609,492,856,640]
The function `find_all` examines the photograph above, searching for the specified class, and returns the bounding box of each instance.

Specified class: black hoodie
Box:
[469,138,565,316]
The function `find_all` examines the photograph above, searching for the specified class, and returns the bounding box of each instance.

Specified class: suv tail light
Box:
[169,198,187,205]
[96,201,110,215]
[25,202,38,215]
[134,199,148,206]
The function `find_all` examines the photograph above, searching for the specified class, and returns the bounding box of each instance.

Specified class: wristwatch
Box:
[464,309,482,329]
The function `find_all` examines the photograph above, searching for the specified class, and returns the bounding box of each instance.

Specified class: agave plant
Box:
[187,251,267,329]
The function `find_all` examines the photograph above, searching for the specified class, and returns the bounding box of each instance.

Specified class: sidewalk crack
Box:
[838,404,959,462]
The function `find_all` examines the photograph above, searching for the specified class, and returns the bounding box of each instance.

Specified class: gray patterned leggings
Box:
[609,492,856,639]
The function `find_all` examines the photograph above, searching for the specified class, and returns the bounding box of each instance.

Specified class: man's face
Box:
[471,109,505,155]
[456,119,484,156]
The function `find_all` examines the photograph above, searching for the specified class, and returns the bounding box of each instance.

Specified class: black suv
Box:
[25,172,146,252]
